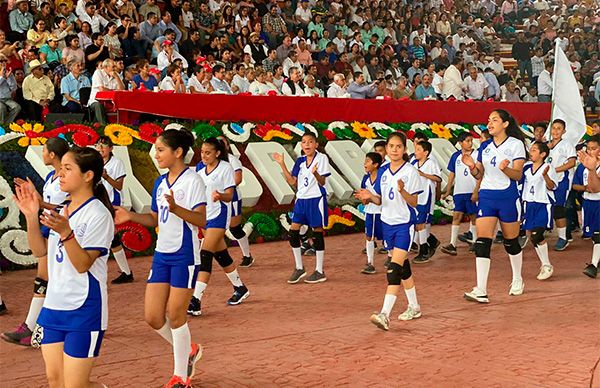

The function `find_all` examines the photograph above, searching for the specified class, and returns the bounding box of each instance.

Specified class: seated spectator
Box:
[79,1,109,34]
[132,59,158,90]
[327,73,350,98]
[261,49,279,73]
[464,66,489,101]
[60,60,90,112]
[414,73,437,100]
[210,64,233,94]
[271,64,285,91]
[157,40,188,71]
[231,63,250,93]
[406,58,422,83]
[483,67,501,100]
[0,54,21,123]
[27,19,50,49]
[282,50,302,77]
[139,0,161,21]
[40,35,62,68]
[78,21,93,51]
[88,58,125,124]
[62,35,85,66]
[244,32,268,65]
[52,17,75,51]
[159,63,186,92]
[392,76,414,100]
[22,59,54,120]
[9,0,34,42]
[296,40,312,67]
[303,74,322,97]
[103,22,123,59]
[523,86,538,102]
[188,65,211,93]
[281,66,305,96]
[276,35,293,64]
[347,71,377,99]
[503,80,521,101]
[159,12,182,43]
[247,68,269,95]
[442,57,465,100]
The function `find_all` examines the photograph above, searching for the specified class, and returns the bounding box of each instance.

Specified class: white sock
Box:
[366,240,375,265]
[426,223,431,234]
[476,257,490,293]
[537,243,551,266]
[171,323,191,379]
[380,293,397,317]
[592,244,600,267]
[237,235,251,257]
[292,247,303,269]
[113,248,131,275]
[557,227,566,240]
[193,281,207,300]
[316,250,324,273]
[418,230,428,246]
[25,297,45,331]
[470,223,478,241]
[0,293,3,305]
[226,269,243,287]
[450,225,460,246]
[155,320,173,344]
[413,231,420,245]
[404,287,419,310]
[509,252,523,282]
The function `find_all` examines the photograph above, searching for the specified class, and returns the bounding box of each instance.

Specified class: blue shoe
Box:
[554,238,569,251]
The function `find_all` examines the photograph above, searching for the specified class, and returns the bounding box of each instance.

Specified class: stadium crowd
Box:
[0,0,599,123]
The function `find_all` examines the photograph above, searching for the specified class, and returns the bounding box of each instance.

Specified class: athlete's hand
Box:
[354,189,372,203]
[461,153,475,168]
[212,191,221,202]
[543,165,550,176]
[102,169,109,179]
[397,179,405,192]
[441,191,450,200]
[13,182,40,219]
[164,189,179,212]
[312,163,318,175]
[579,150,598,170]
[471,191,478,202]
[499,159,510,171]
[273,152,285,165]
[14,177,37,194]
[114,206,131,225]
[41,207,71,239]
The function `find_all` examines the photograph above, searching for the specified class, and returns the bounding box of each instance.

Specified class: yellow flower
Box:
[351,121,376,139]
[430,122,453,140]
[586,125,594,136]
[324,215,356,230]
[263,129,293,141]
[10,122,47,147]
[104,124,141,146]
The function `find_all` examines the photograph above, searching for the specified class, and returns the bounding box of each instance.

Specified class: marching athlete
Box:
[360,152,383,274]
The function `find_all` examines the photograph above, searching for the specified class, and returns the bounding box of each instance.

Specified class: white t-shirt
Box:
[228,153,243,201]
[374,162,423,225]
[43,170,69,207]
[187,76,207,93]
[101,155,126,206]
[291,151,331,199]
[196,160,236,221]
[447,149,477,195]
[412,157,441,214]
[583,165,600,201]
[477,136,526,197]
[549,138,576,185]
[522,162,559,204]
[361,173,381,214]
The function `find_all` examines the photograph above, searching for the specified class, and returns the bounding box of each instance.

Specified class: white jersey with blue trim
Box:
[101,156,126,206]
[548,139,576,184]
[412,157,441,210]
[291,151,331,199]
[42,198,114,331]
[521,163,559,204]
[152,168,207,264]
[583,165,600,201]
[447,149,477,195]
[43,170,68,207]
[228,153,243,201]
[196,160,236,221]
[374,162,423,225]
[478,137,526,195]
[361,173,381,214]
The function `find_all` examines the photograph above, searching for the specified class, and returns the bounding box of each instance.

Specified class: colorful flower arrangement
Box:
[324,207,356,230]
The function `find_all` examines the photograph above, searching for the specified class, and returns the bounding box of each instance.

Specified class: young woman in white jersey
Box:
[356,132,423,331]
[441,132,478,256]
[274,132,331,284]
[2,138,70,347]
[360,152,383,274]
[216,135,255,267]
[188,137,250,317]
[14,146,114,388]
[461,109,527,303]
[115,130,205,388]
[521,142,559,280]
[95,136,133,285]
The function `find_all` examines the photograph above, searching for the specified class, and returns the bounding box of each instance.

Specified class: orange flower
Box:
[10,122,47,147]
[351,121,376,139]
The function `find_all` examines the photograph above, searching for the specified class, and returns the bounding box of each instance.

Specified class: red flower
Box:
[115,221,152,252]
[46,124,100,147]
[209,120,216,126]
[267,90,278,96]
[162,119,170,126]
[406,130,416,140]
[139,123,164,144]
[253,122,282,138]
[323,129,336,140]
[93,122,101,129]
[16,119,25,125]
[342,212,353,220]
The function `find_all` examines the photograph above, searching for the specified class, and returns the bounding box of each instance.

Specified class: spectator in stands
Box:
[512,31,533,84]
[484,67,501,100]
[503,80,521,101]
[231,63,250,93]
[28,20,50,49]
[210,64,233,94]
[442,57,465,100]
[523,86,538,102]
[140,12,161,47]
[392,76,414,100]
[276,34,293,64]
[327,73,349,98]
[281,66,305,96]
[52,17,75,51]
[415,73,437,100]
[244,32,268,65]
[263,4,287,43]
[295,0,312,30]
[282,50,301,77]
[88,58,124,124]
[132,59,158,90]
[0,54,21,123]
[407,58,422,83]
[537,60,553,102]
[157,40,188,72]
[85,32,110,74]
[22,59,54,120]
[79,1,109,34]
[464,66,489,100]
[159,12,182,43]
[60,60,90,112]
[62,35,85,66]
[248,67,270,95]
[304,74,323,97]
[347,71,377,99]
[40,35,62,68]
[8,0,33,42]
[159,63,185,92]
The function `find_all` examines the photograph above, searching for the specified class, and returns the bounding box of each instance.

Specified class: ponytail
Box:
[93,182,115,218]
[204,137,229,161]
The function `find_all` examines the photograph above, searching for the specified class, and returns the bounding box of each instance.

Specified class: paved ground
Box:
[1,225,599,387]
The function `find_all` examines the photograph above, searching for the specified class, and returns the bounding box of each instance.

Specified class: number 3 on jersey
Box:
[304,176,309,187]
[159,205,169,223]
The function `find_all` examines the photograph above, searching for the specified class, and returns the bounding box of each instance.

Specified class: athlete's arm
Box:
[542,166,556,190]
[274,153,297,186]
[499,158,525,181]
[354,189,381,205]
[587,168,600,193]
[234,170,243,186]
[62,237,102,273]
[555,158,576,173]
[212,187,235,202]
[418,170,442,182]
[115,207,158,228]
[102,171,125,191]
[169,204,206,228]
[442,172,455,198]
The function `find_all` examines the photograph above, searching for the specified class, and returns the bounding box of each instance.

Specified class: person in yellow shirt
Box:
[22,59,55,121]
[27,19,50,48]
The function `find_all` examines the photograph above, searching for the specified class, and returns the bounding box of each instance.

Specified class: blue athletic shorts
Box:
[40,327,105,358]
[206,208,230,229]
[292,196,328,228]
[365,213,383,240]
[416,204,431,224]
[583,200,600,235]
[382,221,415,251]
[553,179,569,207]
[453,193,477,215]
[148,261,199,289]
[523,202,553,230]
[477,196,522,223]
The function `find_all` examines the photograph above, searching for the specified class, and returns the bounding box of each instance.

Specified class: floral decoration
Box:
[138,123,163,143]
[247,213,280,239]
[222,123,252,143]
[370,122,394,138]
[104,123,141,146]
[10,122,47,146]
[116,221,152,252]
[254,122,293,141]
[351,121,377,139]
[324,207,355,229]
[342,204,366,221]
[192,122,221,140]
[0,229,35,265]
[430,123,453,140]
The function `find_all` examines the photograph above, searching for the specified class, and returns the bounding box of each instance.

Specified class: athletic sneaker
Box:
[458,231,473,244]
[509,278,525,295]
[304,271,327,284]
[554,238,569,251]
[582,234,592,241]
[187,343,203,379]
[111,271,134,284]
[164,375,191,388]
[518,235,528,249]
[398,306,422,321]
[0,302,6,316]
[370,312,390,331]
[227,285,250,305]
[383,257,391,268]
[464,287,489,303]
[377,247,388,254]
[361,264,376,274]
[493,231,504,244]
[187,297,202,316]
[427,236,440,257]
[1,322,33,346]
[287,268,306,284]
[239,256,255,268]
[412,253,430,264]
[410,242,418,253]
[583,263,598,279]
[301,240,315,256]
[440,243,457,256]
[537,265,554,280]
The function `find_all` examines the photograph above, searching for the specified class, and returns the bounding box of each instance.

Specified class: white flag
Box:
[548,41,587,147]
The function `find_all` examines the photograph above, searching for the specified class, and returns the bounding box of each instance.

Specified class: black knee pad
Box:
[111,233,122,249]
[503,237,522,255]
[387,262,403,285]
[401,260,412,280]
[313,231,325,251]
[592,232,600,244]
[530,228,545,247]
[34,277,48,295]
[214,249,234,268]
[553,205,566,220]
[289,230,301,248]
[474,238,492,258]
[199,250,214,273]
[230,225,246,240]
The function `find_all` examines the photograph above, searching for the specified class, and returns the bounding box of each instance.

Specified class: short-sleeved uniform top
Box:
[361,173,381,214]
[151,168,207,266]
[227,153,243,202]
[411,157,441,213]
[477,137,527,199]
[447,149,477,195]
[195,160,236,221]
[291,151,331,199]
[38,198,114,332]
[101,156,126,206]
[583,165,600,201]
[548,139,576,186]
[374,162,423,225]
[521,162,559,204]
[43,170,69,207]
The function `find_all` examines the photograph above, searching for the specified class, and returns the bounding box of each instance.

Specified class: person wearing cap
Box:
[60,60,90,112]
[8,0,33,42]
[40,35,63,68]
[152,29,179,62]
[88,58,124,123]
[157,39,188,71]
[0,54,21,123]
[244,32,269,64]
[22,59,55,120]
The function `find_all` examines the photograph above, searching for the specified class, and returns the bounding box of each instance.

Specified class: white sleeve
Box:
[76,209,114,257]
[221,164,236,191]
[229,155,243,171]
[317,154,331,177]
[405,167,423,196]
[188,173,207,209]
[513,140,526,161]
[424,159,441,177]
[110,158,126,180]
[548,165,560,187]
